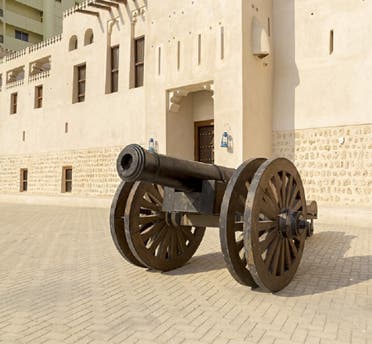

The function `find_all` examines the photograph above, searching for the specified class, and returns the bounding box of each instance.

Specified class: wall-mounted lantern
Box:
[220,131,229,148]
[148,138,155,152]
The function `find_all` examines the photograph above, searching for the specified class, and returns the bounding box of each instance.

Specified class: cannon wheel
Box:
[245,158,308,292]
[110,181,146,267]
[219,158,266,287]
[124,182,206,271]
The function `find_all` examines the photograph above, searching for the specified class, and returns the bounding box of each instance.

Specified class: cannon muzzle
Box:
[117,144,235,191]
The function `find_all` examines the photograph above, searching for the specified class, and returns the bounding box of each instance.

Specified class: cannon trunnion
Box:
[110,144,318,292]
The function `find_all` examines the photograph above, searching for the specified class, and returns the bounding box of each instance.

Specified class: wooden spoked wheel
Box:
[110,181,146,267]
[244,158,308,292]
[124,182,206,271]
[219,158,266,287]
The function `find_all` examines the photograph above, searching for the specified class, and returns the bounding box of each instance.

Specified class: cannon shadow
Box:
[163,252,226,275]
[277,230,372,296]
[163,231,372,296]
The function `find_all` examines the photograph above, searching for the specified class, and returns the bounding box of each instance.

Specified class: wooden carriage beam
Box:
[76,9,100,17]
[96,0,119,8]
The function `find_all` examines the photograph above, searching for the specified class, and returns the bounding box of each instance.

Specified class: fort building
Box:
[0,0,370,209]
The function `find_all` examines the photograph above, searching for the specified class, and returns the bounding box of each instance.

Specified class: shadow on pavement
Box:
[163,251,226,275]
[278,230,372,296]
[163,230,372,296]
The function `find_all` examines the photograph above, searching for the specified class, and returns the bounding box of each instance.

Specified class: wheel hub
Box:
[278,210,308,238]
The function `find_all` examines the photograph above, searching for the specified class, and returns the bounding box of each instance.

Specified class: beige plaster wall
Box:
[0,2,147,156]
[242,0,273,160]
[145,0,246,168]
[273,0,372,131]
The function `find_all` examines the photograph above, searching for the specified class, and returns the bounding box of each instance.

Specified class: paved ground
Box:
[0,203,371,344]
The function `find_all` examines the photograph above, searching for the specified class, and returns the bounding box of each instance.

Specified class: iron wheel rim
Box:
[244,158,308,292]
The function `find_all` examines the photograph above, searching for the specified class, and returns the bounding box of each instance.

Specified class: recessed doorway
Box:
[167,83,214,161]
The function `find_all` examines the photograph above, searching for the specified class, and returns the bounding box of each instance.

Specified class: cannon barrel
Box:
[117,144,235,191]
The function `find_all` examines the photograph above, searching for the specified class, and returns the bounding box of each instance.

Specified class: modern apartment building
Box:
[0,0,370,210]
[0,0,82,52]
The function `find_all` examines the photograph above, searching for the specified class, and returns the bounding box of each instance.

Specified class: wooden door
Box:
[194,120,214,164]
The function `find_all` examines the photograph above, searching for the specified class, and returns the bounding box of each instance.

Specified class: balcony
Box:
[5,10,43,35]
[29,56,51,83]
[15,0,43,11]
[6,65,25,89]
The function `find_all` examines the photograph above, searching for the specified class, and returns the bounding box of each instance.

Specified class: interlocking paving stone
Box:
[0,203,371,344]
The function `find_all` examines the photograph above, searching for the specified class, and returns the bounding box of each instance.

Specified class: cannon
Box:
[110,144,318,292]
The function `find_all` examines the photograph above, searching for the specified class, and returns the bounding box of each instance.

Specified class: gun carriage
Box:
[110,144,317,292]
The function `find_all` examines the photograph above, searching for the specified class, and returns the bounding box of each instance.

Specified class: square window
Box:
[20,168,28,192]
[15,30,29,42]
[62,166,72,193]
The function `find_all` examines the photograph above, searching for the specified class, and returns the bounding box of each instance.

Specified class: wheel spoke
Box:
[284,175,294,208]
[258,220,277,234]
[140,199,160,212]
[260,199,278,221]
[279,240,285,276]
[284,239,291,270]
[169,231,178,259]
[267,181,279,207]
[175,228,187,254]
[270,237,282,275]
[272,173,283,208]
[288,185,299,209]
[157,230,171,259]
[263,191,280,213]
[139,214,163,225]
[264,236,279,268]
[288,238,298,258]
[258,229,278,253]
[280,172,288,209]
[147,186,163,206]
[292,198,302,212]
[141,221,164,242]
[148,226,168,254]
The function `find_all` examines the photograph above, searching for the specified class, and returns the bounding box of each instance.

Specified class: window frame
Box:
[61,166,72,193]
[73,63,86,103]
[34,85,43,108]
[10,92,17,114]
[15,30,29,42]
[134,36,145,88]
[110,45,119,93]
[20,168,28,192]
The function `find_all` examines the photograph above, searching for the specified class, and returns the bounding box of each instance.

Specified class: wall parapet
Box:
[5,48,27,63]
[29,70,50,83]
[29,34,62,53]
[2,34,62,64]
[63,0,96,17]
[6,79,24,89]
